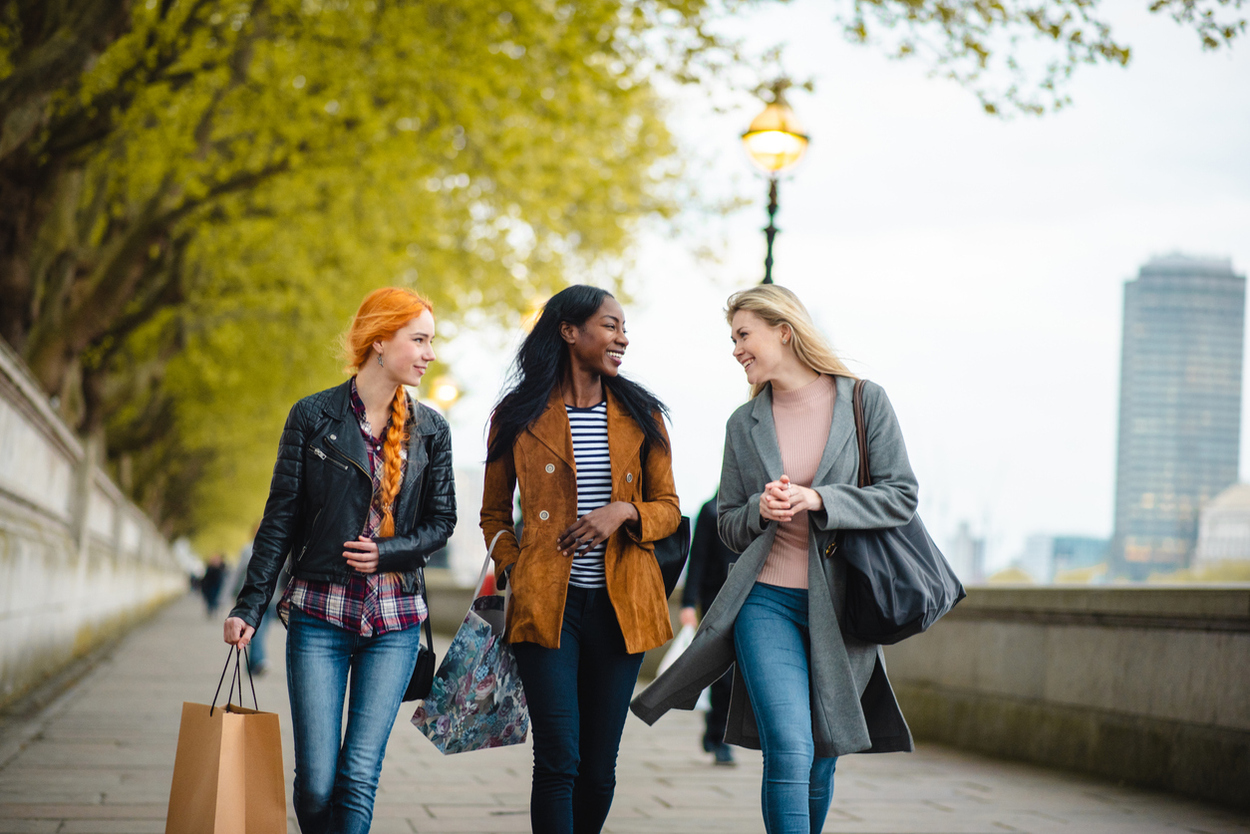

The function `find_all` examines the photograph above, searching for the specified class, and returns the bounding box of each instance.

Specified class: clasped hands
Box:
[223,535,381,646]
[557,502,639,558]
[759,474,822,523]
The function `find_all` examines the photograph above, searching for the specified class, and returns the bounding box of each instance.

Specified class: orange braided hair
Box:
[343,287,434,536]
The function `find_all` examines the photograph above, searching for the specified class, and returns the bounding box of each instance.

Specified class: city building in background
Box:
[1193,482,1250,565]
[946,521,986,583]
[1110,254,1246,579]
[1021,534,1110,583]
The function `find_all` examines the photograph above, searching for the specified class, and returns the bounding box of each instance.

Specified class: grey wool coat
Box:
[631,375,918,758]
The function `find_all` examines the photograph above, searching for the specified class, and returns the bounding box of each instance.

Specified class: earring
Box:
[782,338,789,345]
[377,354,384,367]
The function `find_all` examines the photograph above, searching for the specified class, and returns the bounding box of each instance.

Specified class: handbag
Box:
[642,437,691,597]
[402,567,436,702]
[165,646,286,834]
[832,379,966,645]
[410,532,530,754]
[654,515,691,598]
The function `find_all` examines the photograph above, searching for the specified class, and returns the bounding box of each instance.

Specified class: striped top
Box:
[568,400,611,588]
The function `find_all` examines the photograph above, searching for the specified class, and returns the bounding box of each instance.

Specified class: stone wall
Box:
[0,341,186,708]
[883,585,1250,809]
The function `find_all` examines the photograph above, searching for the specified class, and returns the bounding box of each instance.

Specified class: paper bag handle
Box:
[211,645,258,716]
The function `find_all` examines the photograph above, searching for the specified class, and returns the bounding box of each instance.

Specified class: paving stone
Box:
[1,595,1247,834]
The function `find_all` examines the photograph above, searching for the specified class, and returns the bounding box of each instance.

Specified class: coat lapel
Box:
[748,387,785,482]
[320,381,372,475]
[811,375,857,486]
[401,395,430,494]
[605,389,643,494]
[526,387,575,469]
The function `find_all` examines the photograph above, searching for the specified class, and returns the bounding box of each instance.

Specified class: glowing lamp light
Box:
[741,95,809,175]
[427,375,461,412]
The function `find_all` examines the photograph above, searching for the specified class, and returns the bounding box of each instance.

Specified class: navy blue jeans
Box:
[286,606,422,834]
[511,586,645,834]
[734,582,838,834]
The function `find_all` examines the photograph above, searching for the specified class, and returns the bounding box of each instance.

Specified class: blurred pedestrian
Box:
[200,554,225,617]
[633,285,918,834]
[678,491,736,766]
[224,287,456,834]
[482,285,680,834]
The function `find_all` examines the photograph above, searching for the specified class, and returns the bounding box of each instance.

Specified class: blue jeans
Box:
[511,586,645,834]
[734,582,838,834]
[286,606,422,834]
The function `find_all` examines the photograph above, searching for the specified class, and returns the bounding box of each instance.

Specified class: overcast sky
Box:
[439,0,1250,577]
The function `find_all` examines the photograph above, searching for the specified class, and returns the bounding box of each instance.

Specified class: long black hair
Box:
[487,285,670,462]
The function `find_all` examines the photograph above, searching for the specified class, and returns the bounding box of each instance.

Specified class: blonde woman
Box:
[225,287,456,834]
[633,285,917,834]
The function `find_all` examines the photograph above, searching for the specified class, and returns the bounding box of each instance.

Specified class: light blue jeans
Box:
[286,606,422,834]
[734,582,838,834]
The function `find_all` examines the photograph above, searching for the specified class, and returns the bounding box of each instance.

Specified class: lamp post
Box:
[741,82,809,284]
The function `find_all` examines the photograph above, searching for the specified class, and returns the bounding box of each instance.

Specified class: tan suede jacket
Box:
[481,386,681,653]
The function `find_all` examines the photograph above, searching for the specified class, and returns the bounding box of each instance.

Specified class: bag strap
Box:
[473,530,507,599]
[210,645,258,716]
[418,566,434,655]
[852,379,871,489]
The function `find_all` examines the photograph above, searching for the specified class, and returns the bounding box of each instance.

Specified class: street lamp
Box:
[741,83,809,284]
[425,375,461,413]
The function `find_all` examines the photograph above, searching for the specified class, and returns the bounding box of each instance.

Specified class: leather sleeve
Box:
[374,421,457,573]
[229,400,309,628]
[480,418,521,586]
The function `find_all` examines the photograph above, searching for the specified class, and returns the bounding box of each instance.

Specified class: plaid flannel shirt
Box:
[280,378,426,636]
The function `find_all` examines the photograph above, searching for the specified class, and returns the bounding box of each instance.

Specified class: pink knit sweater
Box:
[757,374,836,589]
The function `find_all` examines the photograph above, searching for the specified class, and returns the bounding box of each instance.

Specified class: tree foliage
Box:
[0,0,1242,553]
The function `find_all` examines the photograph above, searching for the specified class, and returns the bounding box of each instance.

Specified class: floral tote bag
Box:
[411,534,529,754]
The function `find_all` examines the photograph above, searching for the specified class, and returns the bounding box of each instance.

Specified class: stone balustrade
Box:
[0,340,187,708]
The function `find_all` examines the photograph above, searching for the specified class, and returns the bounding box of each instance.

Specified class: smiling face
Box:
[564,296,628,378]
[375,308,436,387]
[731,309,790,387]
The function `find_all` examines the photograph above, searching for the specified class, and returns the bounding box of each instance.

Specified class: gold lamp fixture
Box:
[741,82,809,283]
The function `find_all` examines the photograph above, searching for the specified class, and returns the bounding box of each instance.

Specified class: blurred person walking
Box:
[228,524,289,675]
[223,287,456,834]
[633,285,917,834]
[678,491,737,766]
[200,554,226,617]
[481,285,681,834]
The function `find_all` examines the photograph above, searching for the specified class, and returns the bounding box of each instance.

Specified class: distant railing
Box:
[0,339,187,709]
[883,585,1250,810]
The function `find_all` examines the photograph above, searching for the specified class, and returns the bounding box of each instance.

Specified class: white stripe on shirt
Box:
[568,401,610,588]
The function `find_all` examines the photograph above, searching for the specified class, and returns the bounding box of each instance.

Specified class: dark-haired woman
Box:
[224,287,456,834]
[481,285,681,834]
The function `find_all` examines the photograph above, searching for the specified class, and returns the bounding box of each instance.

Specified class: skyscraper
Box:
[1111,254,1246,578]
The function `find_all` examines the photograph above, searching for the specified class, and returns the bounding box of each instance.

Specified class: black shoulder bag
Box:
[402,567,436,702]
[642,438,691,598]
[834,380,966,645]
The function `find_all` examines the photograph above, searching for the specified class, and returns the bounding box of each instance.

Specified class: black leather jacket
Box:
[229,380,456,628]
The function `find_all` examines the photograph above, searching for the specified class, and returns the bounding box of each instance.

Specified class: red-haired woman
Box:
[224,287,456,834]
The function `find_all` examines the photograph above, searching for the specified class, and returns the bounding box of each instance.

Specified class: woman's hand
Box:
[557,502,640,557]
[760,475,823,523]
[679,606,698,629]
[344,536,380,573]
[224,616,255,647]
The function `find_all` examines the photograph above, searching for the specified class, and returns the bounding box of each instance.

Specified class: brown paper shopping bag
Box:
[165,647,286,834]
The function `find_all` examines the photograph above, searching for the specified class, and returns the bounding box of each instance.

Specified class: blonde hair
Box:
[343,287,433,536]
[725,284,856,398]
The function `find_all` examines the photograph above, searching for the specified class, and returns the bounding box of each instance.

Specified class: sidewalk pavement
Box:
[1,595,1247,834]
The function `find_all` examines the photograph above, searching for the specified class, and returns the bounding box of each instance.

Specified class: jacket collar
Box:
[527,387,575,468]
[747,375,856,486]
[319,378,437,484]
[605,387,644,487]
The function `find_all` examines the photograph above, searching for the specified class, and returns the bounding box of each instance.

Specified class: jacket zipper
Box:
[298,506,324,562]
[324,438,371,482]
